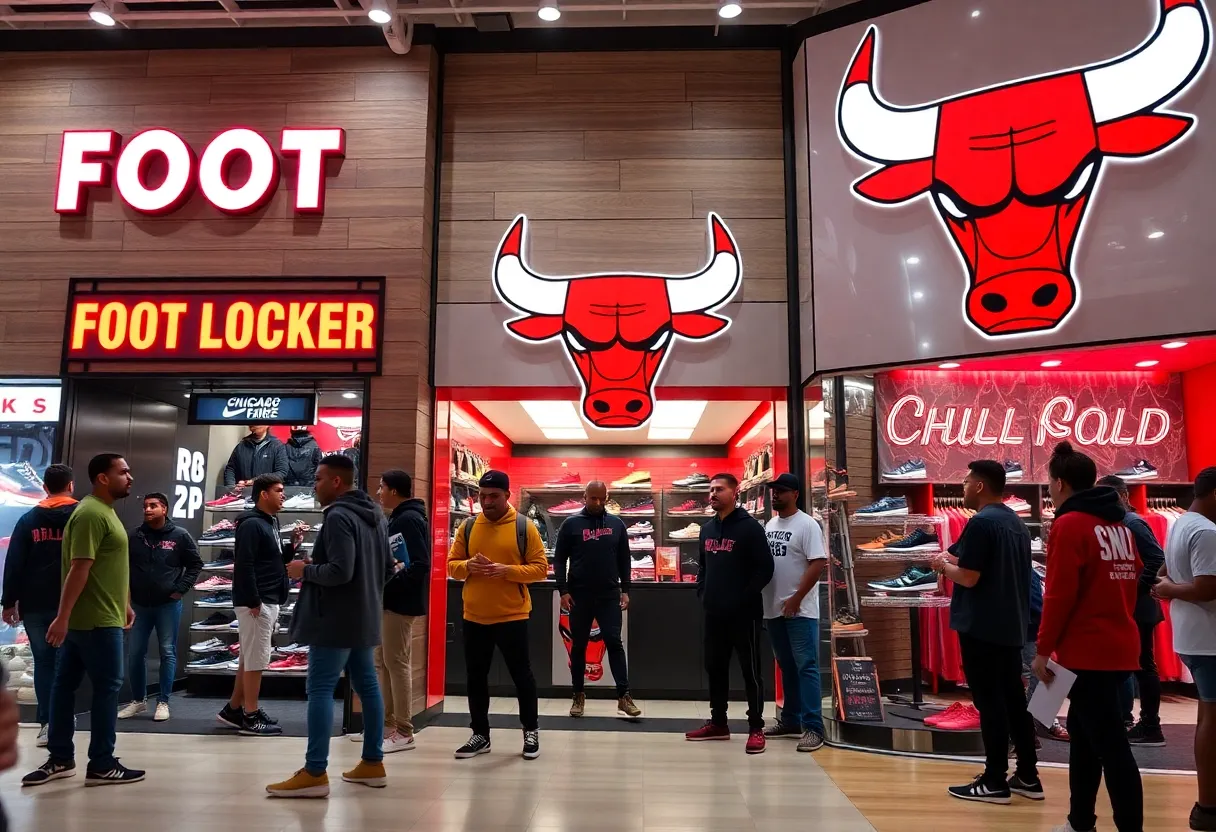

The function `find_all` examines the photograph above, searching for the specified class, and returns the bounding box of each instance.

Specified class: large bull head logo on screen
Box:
[493,214,740,429]
[837,0,1210,338]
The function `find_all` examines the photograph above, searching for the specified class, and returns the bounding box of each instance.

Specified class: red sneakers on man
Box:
[745,730,766,755]
[685,721,730,741]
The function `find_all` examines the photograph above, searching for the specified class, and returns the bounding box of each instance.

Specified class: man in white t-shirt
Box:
[761,472,828,752]
[1155,466,1216,831]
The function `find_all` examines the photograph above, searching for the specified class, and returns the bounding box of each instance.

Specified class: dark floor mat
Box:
[1034,722,1196,772]
[427,711,753,734]
[76,695,341,738]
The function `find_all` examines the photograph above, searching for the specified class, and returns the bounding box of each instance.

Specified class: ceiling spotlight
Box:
[1136,359,1160,368]
[970,9,980,17]
[184,393,191,399]
[905,256,920,265]
[938,362,961,369]
[1147,230,1165,239]
[342,392,358,400]
[718,0,742,18]
[912,291,925,300]
[920,341,930,349]
[1040,360,1062,368]
[538,0,560,20]
[367,0,391,23]
[1162,341,1188,349]
[89,1,116,25]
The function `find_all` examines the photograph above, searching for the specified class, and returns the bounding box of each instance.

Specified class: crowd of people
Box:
[0,442,1212,832]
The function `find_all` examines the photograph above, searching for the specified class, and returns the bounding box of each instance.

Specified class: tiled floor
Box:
[444,696,755,720]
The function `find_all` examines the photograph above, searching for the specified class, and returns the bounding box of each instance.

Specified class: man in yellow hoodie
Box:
[447,470,547,760]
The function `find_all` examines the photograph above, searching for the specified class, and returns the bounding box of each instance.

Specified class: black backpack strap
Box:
[461,517,474,554]
[516,514,528,560]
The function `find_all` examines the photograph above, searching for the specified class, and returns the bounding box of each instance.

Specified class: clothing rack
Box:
[1147,497,1179,509]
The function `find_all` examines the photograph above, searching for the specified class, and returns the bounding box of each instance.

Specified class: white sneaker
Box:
[36,724,47,747]
[348,731,363,742]
[154,702,170,722]
[117,701,147,719]
[383,732,416,753]
[1052,824,1095,832]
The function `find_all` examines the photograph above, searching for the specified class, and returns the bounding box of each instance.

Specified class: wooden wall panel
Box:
[438,49,785,315]
[0,46,439,720]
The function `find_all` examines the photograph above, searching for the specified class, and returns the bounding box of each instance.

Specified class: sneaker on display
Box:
[199,519,237,544]
[1004,496,1032,515]
[611,471,651,488]
[669,523,702,540]
[619,499,655,516]
[283,493,318,511]
[669,499,706,515]
[549,500,583,515]
[857,531,900,551]
[672,472,709,487]
[1115,459,1158,481]
[522,729,540,760]
[196,592,233,608]
[626,521,653,535]
[281,520,311,534]
[854,496,909,517]
[187,654,231,669]
[924,702,971,727]
[605,499,622,515]
[543,472,581,487]
[205,492,245,512]
[631,555,655,571]
[883,459,926,480]
[831,609,865,632]
[866,566,937,592]
[202,554,235,570]
[454,733,491,759]
[195,575,232,591]
[192,612,235,630]
[1004,460,1024,480]
[628,536,655,552]
[191,638,228,654]
[884,529,940,552]
[685,721,730,741]
[946,773,1011,804]
[937,706,981,731]
[0,462,45,506]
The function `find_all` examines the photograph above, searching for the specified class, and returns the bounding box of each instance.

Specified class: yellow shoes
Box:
[858,530,900,551]
[266,769,330,799]
[266,760,385,798]
[611,471,651,488]
[342,760,387,788]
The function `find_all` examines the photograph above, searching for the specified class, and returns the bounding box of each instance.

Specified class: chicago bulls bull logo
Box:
[493,213,741,429]
[837,0,1210,338]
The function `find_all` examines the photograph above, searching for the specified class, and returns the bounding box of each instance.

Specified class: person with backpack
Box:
[446,470,548,761]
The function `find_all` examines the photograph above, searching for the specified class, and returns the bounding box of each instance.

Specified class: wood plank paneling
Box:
[210,74,355,105]
[534,50,780,75]
[0,137,50,165]
[71,76,212,106]
[289,46,431,75]
[445,73,687,105]
[0,80,73,107]
[0,52,148,81]
[354,71,431,101]
[692,101,782,130]
[286,100,429,130]
[343,129,428,160]
[445,131,584,163]
[445,161,619,193]
[619,159,784,191]
[492,190,693,221]
[131,102,285,133]
[0,105,135,135]
[147,49,291,77]
[445,102,692,133]
[584,129,782,160]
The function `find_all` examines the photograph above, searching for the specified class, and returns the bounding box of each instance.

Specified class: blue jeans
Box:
[127,600,182,704]
[48,627,124,769]
[305,646,383,774]
[20,611,59,725]
[767,616,824,734]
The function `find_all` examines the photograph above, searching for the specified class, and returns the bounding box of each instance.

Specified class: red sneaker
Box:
[925,701,967,727]
[685,721,730,741]
[938,705,981,731]
[745,730,766,754]
[544,472,581,487]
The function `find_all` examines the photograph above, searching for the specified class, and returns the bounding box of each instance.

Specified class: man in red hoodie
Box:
[1034,442,1142,832]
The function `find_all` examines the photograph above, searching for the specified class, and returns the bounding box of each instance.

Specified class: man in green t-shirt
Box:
[22,453,146,788]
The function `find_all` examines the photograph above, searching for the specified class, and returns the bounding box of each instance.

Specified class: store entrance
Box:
[59,377,366,726]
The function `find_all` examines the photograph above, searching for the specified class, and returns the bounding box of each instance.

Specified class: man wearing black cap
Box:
[761,473,828,752]
[447,470,548,761]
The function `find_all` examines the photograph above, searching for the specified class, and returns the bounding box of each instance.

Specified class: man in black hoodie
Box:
[686,472,773,754]
[1,463,76,744]
[268,454,392,798]
[218,473,302,737]
[554,481,639,719]
[284,426,323,487]
[222,425,289,488]
[374,468,429,751]
[118,492,202,722]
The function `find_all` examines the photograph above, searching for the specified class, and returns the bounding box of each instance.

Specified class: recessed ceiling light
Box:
[920,341,930,349]
[905,256,921,265]
[717,0,741,18]
[89,1,116,25]
[1136,360,1160,368]
[649,400,707,429]
[522,400,581,429]
[341,392,358,400]
[1147,230,1165,239]
[367,0,391,23]
[971,9,980,17]
[1040,360,1062,368]
[912,291,925,300]
[538,0,560,20]
[542,427,587,441]
[938,362,960,369]
[1162,341,1188,349]
[649,428,695,441]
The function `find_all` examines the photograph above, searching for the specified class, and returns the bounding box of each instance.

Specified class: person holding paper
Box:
[932,459,1040,805]
[1033,442,1142,832]
[1154,467,1216,832]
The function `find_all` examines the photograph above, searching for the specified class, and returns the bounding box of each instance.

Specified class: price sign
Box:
[833,657,884,722]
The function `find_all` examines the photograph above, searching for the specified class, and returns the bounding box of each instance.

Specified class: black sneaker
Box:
[882,458,926,480]
[454,733,491,759]
[884,528,941,552]
[1127,722,1166,747]
[240,713,283,736]
[188,653,230,669]
[193,611,235,630]
[1003,460,1024,480]
[867,565,937,592]
[254,708,280,726]
[947,773,1012,804]
[1115,459,1158,481]
[85,760,145,786]
[522,729,540,760]
[22,757,76,787]
[217,703,244,729]
[1007,773,1044,800]
[762,722,801,739]
[1191,802,1216,831]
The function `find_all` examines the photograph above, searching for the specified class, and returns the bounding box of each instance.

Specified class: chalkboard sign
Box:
[834,657,884,722]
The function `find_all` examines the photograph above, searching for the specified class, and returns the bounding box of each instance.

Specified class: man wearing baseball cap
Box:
[447,470,548,761]
[761,473,828,752]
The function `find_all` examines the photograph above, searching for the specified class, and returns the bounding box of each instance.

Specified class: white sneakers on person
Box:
[117,701,147,719]
[383,731,416,753]
[154,703,170,722]
[348,732,363,743]
[36,725,47,747]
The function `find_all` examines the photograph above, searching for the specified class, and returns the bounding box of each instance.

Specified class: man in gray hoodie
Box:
[266,454,394,799]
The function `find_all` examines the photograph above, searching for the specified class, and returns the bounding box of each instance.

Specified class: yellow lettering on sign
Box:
[287,302,317,349]
[318,302,343,349]
[226,301,254,349]
[257,301,285,350]
[129,301,158,350]
[346,302,375,349]
[199,303,223,349]
[98,302,127,350]
[161,303,187,349]
[71,302,100,350]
